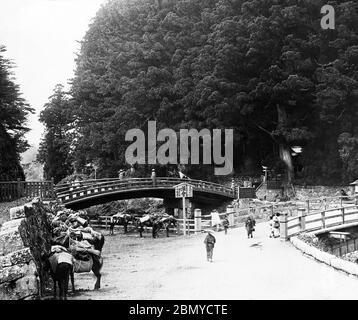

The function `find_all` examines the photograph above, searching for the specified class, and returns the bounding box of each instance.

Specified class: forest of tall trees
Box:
[0,46,33,181]
[38,0,358,185]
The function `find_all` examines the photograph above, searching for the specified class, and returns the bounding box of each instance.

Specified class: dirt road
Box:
[70,222,358,300]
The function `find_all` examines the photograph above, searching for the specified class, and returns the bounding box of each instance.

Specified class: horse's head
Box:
[161,216,177,228]
[170,216,178,227]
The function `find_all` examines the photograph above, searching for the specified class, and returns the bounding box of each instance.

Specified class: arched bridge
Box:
[55,177,237,210]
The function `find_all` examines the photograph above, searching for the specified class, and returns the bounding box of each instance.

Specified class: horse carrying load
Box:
[136,213,177,238]
[108,208,177,238]
[46,204,104,298]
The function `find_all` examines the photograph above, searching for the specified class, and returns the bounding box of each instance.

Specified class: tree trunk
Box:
[277,104,293,196]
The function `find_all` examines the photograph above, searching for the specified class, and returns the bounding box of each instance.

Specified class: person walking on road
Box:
[269,215,275,238]
[222,216,229,235]
[204,231,216,262]
[245,216,256,238]
[272,213,280,238]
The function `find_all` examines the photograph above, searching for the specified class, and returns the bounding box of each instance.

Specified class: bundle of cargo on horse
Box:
[44,203,105,299]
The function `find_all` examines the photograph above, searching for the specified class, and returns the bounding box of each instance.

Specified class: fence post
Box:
[306,200,310,214]
[151,169,156,187]
[227,205,235,227]
[324,197,327,210]
[321,211,326,229]
[17,178,21,199]
[51,177,55,199]
[279,213,288,241]
[298,208,306,231]
[347,240,349,254]
[340,196,343,207]
[194,209,202,233]
[342,207,345,225]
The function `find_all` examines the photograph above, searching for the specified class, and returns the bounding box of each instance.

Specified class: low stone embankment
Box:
[294,186,350,200]
[0,199,52,300]
[290,235,358,277]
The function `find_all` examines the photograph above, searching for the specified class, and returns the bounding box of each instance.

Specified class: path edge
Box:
[290,236,358,277]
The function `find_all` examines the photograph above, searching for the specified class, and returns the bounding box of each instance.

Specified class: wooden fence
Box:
[83,194,358,239]
[89,211,252,236]
[88,216,196,236]
[0,180,55,202]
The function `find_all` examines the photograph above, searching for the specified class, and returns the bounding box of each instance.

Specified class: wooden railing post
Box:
[151,169,156,187]
[306,200,310,214]
[324,197,327,210]
[279,213,288,241]
[342,207,345,224]
[340,196,343,207]
[298,208,306,231]
[226,205,235,227]
[194,209,202,233]
[321,211,326,229]
[17,178,21,199]
[51,177,55,199]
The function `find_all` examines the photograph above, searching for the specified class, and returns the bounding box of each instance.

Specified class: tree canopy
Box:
[37,85,74,183]
[0,45,33,181]
[40,0,358,185]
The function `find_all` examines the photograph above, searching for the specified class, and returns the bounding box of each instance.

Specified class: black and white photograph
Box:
[0,0,358,305]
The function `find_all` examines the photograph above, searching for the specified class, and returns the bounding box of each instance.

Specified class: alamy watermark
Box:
[321,5,335,30]
[125,121,233,176]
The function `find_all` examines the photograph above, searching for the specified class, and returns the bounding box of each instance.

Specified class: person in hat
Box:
[203,230,216,262]
[245,216,256,238]
[269,215,275,238]
[222,215,229,235]
[272,213,280,238]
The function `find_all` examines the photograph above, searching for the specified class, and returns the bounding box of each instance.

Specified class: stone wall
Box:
[294,185,350,200]
[256,184,351,201]
[0,199,52,300]
[256,185,283,201]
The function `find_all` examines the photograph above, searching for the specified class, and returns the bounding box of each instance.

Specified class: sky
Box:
[0,0,105,162]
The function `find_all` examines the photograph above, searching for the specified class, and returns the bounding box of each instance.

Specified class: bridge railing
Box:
[232,195,358,221]
[280,203,358,240]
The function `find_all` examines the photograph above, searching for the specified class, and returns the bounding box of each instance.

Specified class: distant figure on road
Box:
[204,231,216,262]
[269,215,275,238]
[272,213,280,238]
[222,216,229,235]
[211,210,222,232]
[245,216,256,238]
